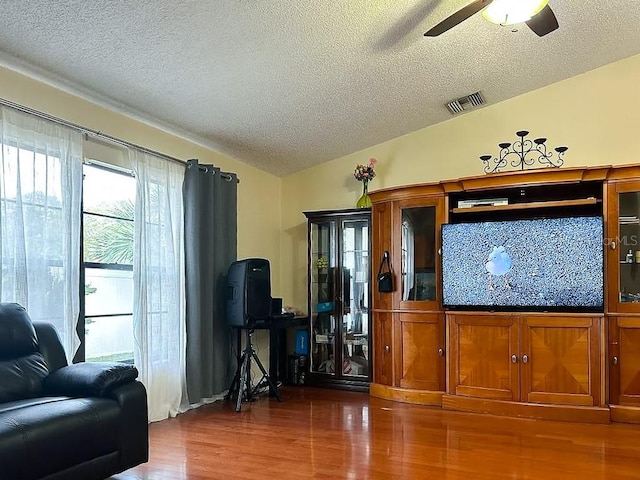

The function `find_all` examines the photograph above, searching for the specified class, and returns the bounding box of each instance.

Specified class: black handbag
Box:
[377,250,393,292]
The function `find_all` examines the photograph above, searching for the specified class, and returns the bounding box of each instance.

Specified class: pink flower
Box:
[353,158,377,182]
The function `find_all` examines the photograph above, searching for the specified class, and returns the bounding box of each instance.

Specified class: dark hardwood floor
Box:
[113,387,640,480]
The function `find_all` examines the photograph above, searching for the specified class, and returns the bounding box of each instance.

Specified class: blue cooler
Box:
[295,329,309,355]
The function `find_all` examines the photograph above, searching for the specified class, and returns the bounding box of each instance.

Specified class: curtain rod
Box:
[0,96,238,182]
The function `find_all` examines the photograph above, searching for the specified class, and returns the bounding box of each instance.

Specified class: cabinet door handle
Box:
[437,348,445,357]
[511,354,518,364]
[385,345,391,353]
[610,241,616,250]
[612,356,619,365]
[522,354,529,364]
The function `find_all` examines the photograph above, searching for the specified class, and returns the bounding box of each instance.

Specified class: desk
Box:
[269,315,308,385]
[236,315,308,396]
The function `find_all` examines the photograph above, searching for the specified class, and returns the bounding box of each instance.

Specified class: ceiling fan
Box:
[424,0,559,37]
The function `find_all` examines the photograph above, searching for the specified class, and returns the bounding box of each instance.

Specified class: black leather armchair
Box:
[0,303,149,480]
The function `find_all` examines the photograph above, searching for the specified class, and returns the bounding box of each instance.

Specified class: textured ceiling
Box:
[0,1,639,176]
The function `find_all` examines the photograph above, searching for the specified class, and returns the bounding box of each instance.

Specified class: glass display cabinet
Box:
[389,197,445,393]
[618,190,640,304]
[608,181,640,409]
[304,208,371,390]
[608,182,640,313]
[399,204,438,306]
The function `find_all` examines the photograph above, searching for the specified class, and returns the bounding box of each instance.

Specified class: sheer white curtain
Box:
[129,149,186,422]
[0,107,82,360]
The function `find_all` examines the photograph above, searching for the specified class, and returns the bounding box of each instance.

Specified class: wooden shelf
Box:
[451,197,600,214]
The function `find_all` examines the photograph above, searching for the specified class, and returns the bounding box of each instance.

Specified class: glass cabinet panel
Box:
[618,191,640,304]
[401,206,436,302]
[309,220,336,375]
[341,219,369,377]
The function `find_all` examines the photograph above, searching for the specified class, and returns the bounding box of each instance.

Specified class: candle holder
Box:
[480,130,568,174]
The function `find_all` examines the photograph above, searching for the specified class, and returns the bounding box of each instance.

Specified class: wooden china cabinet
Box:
[370,187,446,405]
[367,165,640,424]
[606,173,640,421]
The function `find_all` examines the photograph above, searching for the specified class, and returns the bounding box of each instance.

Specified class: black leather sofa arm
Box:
[110,381,150,467]
[44,362,139,398]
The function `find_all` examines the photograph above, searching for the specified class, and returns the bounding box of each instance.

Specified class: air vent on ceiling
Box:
[446,91,486,115]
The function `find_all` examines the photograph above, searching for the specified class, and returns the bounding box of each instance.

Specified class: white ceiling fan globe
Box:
[482,0,549,26]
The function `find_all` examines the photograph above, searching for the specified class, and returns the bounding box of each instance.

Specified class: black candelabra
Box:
[480,130,568,174]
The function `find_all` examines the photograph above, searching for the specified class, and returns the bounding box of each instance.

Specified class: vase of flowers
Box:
[354,158,376,208]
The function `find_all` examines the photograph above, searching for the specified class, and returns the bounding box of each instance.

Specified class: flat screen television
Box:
[441,216,604,312]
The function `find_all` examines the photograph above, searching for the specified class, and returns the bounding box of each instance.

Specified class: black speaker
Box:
[226,258,271,327]
[271,297,283,316]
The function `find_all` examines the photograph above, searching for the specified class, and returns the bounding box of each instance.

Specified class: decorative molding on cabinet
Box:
[441,395,611,424]
[370,383,443,406]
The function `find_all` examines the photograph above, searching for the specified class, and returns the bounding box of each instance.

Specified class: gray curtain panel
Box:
[183,159,238,404]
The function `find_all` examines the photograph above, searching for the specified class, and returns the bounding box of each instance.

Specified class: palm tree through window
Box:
[82,162,135,362]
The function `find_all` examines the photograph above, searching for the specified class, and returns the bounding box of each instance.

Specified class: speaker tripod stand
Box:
[227,327,281,412]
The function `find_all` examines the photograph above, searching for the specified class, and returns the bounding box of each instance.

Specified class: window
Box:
[82,162,135,362]
[1,144,66,321]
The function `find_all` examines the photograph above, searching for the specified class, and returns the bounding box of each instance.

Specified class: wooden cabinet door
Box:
[610,317,640,406]
[393,197,445,312]
[371,202,394,311]
[521,316,600,406]
[373,311,393,385]
[448,314,519,401]
[395,312,445,391]
[606,180,640,314]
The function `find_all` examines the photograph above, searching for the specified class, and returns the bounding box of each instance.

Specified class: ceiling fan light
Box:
[482,0,549,26]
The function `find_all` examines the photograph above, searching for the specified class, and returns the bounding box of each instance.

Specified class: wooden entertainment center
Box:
[369,164,640,424]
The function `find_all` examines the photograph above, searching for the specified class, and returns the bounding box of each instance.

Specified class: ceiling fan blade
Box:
[424,0,493,37]
[525,4,559,37]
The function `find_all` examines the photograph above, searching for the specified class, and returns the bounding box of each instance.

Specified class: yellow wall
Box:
[5,52,640,353]
[280,53,640,311]
[0,66,284,296]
